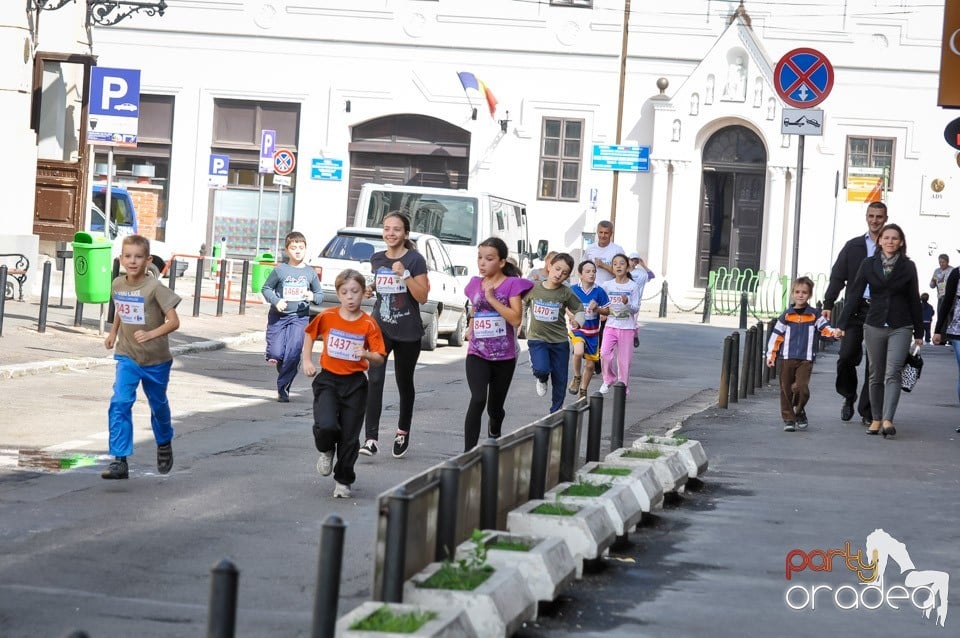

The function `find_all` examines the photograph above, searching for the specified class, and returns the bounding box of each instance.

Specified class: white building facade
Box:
[4,0,957,300]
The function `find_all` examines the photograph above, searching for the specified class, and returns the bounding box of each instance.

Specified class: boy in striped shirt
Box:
[766,277,840,432]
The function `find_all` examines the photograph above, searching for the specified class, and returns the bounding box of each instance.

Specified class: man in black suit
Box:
[822,201,888,424]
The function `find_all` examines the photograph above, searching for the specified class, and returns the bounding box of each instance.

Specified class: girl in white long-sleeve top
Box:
[599,253,642,394]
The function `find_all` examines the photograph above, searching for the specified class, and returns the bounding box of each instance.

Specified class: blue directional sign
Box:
[774,48,834,109]
[311,158,343,181]
[87,67,141,147]
[208,154,230,189]
[591,145,650,172]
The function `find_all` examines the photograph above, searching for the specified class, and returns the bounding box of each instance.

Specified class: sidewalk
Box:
[0,285,269,378]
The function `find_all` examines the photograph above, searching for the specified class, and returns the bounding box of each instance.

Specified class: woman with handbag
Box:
[933,265,960,431]
[837,224,924,438]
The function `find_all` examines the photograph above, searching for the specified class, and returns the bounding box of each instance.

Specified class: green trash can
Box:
[72,231,113,304]
[251,252,276,293]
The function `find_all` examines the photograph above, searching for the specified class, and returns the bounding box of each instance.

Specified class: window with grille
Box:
[845,136,895,190]
[538,117,583,201]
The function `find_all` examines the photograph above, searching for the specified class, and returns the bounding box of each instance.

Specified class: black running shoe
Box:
[392,432,409,459]
[157,443,173,475]
[840,400,854,421]
[101,458,129,480]
[783,421,797,432]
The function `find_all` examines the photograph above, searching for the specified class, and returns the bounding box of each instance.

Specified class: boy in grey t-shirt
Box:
[524,253,583,413]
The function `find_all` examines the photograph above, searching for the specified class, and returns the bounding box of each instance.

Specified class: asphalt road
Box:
[0,320,733,637]
[4,322,956,637]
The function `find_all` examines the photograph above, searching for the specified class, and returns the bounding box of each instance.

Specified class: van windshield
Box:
[363,190,478,246]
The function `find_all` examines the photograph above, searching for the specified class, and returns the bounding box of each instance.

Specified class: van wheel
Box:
[448,312,466,347]
[421,312,439,351]
[151,255,167,277]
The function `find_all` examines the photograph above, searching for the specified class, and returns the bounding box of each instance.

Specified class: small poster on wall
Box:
[919,175,953,217]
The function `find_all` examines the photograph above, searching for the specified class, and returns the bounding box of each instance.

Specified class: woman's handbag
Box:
[900,345,923,392]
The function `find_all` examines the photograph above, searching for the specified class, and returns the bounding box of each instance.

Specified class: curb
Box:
[0,331,265,380]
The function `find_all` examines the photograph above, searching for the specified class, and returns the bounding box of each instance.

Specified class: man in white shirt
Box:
[585,221,625,285]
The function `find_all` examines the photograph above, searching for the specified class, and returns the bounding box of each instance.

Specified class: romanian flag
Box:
[457,71,498,118]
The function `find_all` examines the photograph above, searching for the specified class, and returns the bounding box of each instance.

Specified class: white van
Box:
[352,183,545,279]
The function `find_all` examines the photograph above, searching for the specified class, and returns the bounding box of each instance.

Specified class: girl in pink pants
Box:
[599,253,642,394]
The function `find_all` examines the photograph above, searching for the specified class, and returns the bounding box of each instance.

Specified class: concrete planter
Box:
[336,601,477,637]
[575,461,664,512]
[544,482,644,537]
[506,500,616,578]
[404,563,536,637]
[603,447,688,494]
[454,531,576,603]
[634,435,709,479]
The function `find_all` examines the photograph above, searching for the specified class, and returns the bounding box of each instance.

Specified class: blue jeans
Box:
[108,355,174,457]
[528,340,570,413]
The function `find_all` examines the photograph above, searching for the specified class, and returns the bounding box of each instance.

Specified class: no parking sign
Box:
[774,48,834,108]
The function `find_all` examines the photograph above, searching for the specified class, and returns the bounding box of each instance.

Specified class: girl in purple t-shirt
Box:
[463,238,534,451]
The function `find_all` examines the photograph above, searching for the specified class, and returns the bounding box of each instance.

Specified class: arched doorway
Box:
[694,125,767,287]
[347,114,470,223]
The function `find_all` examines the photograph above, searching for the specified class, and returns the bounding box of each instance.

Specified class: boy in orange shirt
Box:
[302,269,386,498]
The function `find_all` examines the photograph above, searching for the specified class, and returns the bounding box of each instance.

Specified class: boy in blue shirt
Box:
[261,231,324,402]
[766,277,839,432]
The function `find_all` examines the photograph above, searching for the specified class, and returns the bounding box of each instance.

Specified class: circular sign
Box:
[273,149,296,176]
[75,255,88,276]
[944,117,960,151]
[774,48,834,108]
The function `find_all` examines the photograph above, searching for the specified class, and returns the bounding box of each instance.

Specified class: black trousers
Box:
[312,370,368,486]
[835,311,871,418]
[364,335,422,441]
[464,355,517,452]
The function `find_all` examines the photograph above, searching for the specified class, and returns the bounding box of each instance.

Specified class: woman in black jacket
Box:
[933,266,960,427]
[838,224,923,437]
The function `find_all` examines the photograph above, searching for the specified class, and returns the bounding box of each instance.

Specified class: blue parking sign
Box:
[208,154,230,189]
[87,67,141,147]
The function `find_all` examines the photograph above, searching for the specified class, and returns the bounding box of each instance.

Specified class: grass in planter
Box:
[623,449,662,459]
[657,436,688,446]
[589,466,633,477]
[350,605,437,632]
[420,529,494,591]
[488,539,532,552]
[562,479,612,497]
[532,501,579,516]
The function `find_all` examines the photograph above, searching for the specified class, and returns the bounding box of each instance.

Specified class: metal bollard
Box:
[194,257,204,317]
[38,261,53,334]
[753,321,767,388]
[107,258,120,324]
[741,327,754,397]
[658,281,668,318]
[529,423,552,500]
[701,287,712,324]
[479,437,500,530]
[585,392,604,462]
[206,559,239,638]
[239,260,250,315]
[381,487,409,603]
[310,514,346,638]
[436,461,460,561]
[739,291,748,329]
[168,259,179,293]
[610,382,627,453]
[730,331,740,404]
[0,265,7,337]
[216,259,227,317]
[559,405,579,483]
[719,335,733,409]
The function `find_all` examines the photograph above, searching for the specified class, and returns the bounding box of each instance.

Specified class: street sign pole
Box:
[105,147,114,238]
[791,135,805,282]
[274,184,283,257]
[256,175,264,254]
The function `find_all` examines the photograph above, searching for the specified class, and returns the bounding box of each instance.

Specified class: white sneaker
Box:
[599,383,610,395]
[316,450,334,476]
[536,379,548,397]
[333,482,351,498]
